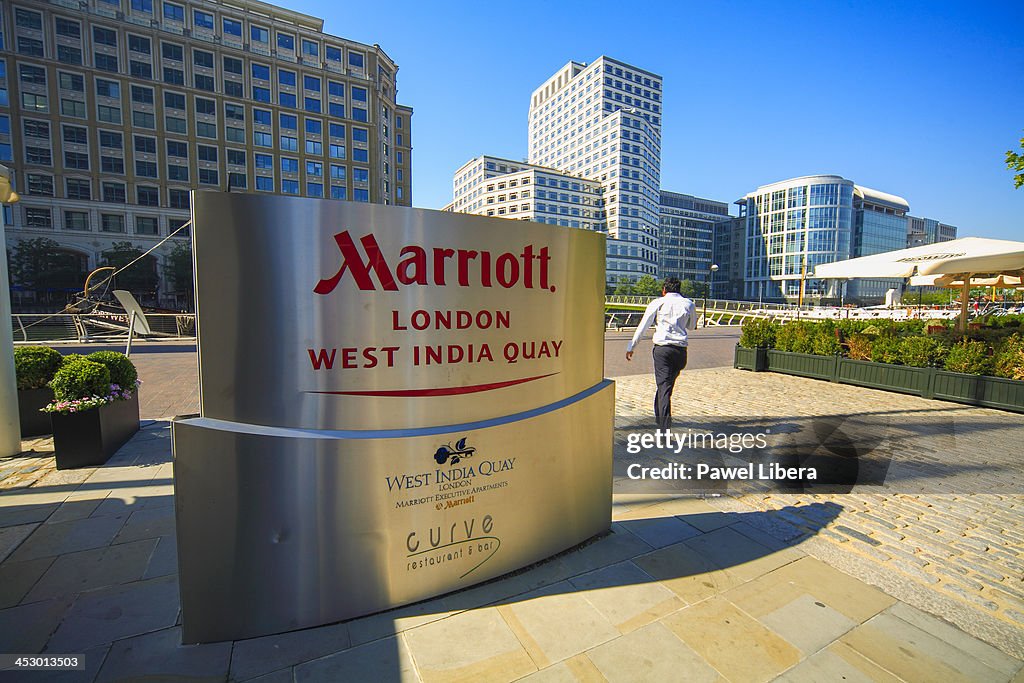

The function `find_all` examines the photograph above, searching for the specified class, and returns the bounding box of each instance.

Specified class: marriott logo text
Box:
[314,231,555,294]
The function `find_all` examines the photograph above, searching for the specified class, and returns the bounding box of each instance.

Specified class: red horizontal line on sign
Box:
[306,373,558,397]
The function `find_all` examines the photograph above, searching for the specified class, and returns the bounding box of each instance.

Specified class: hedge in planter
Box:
[44,355,141,470]
[736,319,778,371]
[14,346,62,437]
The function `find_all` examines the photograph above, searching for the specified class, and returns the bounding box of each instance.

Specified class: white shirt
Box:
[627,293,697,352]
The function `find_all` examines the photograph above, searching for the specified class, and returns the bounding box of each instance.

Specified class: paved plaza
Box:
[0,338,1021,681]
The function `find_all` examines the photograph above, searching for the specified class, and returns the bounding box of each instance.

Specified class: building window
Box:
[57,18,82,38]
[135,160,157,177]
[329,123,345,138]
[66,179,91,200]
[64,151,89,170]
[137,186,159,206]
[326,47,342,62]
[281,157,298,173]
[131,0,153,12]
[167,141,188,158]
[280,136,298,152]
[304,76,321,92]
[136,216,158,235]
[19,65,47,86]
[163,68,184,85]
[194,74,214,91]
[57,46,83,65]
[352,128,368,143]
[95,54,119,73]
[223,18,242,37]
[349,52,364,69]
[251,26,268,43]
[331,185,347,200]
[169,189,189,208]
[96,79,120,99]
[255,153,272,169]
[354,189,369,202]
[198,168,218,185]
[226,126,244,143]
[279,70,296,87]
[167,165,189,181]
[353,168,369,183]
[131,85,154,104]
[253,87,271,103]
[256,176,273,192]
[198,145,218,163]
[61,99,86,118]
[328,103,344,118]
[281,179,299,194]
[162,42,183,61]
[329,144,346,159]
[128,35,151,54]
[279,93,296,108]
[101,156,124,174]
[252,63,270,80]
[97,105,121,124]
[196,122,216,139]
[195,97,216,116]
[280,113,297,130]
[17,38,45,58]
[307,182,323,197]
[165,116,187,134]
[223,57,243,75]
[193,50,213,68]
[163,2,184,21]
[306,141,322,155]
[277,33,294,51]
[228,172,246,190]
[133,111,156,128]
[101,214,125,233]
[24,120,50,139]
[253,131,272,147]
[65,211,90,231]
[302,40,319,58]
[193,9,214,29]
[353,149,368,163]
[102,183,126,203]
[26,174,54,196]
[224,81,243,98]
[330,164,346,180]
[135,135,156,153]
[21,93,48,112]
[306,161,323,176]
[25,208,52,228]
[304,98,321,114]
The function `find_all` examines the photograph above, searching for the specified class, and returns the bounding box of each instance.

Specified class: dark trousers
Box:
[653,344,688,430]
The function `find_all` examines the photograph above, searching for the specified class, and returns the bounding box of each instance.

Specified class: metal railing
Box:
[11,313,196,344]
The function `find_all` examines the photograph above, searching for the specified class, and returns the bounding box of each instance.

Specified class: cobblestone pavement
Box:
[613,368,1024,658]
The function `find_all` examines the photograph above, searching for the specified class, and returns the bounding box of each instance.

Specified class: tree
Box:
[613,277,635,296]
[100,242,158,297]
[678,279,703,299]
[9,238,87,304]
[633,275,662,297]
[164,241,194,308]
[1007,133,1024,189]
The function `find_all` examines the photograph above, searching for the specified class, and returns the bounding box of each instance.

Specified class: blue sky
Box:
[290,0,1023,238]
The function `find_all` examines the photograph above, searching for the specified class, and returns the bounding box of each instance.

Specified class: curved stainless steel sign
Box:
[174,192,613,643]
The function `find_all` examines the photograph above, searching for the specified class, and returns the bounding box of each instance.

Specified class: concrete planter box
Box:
[18,387,54,437]
[734,346,768,371]
[765,350,838,380]
[51,394,140,469]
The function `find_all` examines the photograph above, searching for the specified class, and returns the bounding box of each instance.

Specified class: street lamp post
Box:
[0,166,21,457]
[702,263,719,328]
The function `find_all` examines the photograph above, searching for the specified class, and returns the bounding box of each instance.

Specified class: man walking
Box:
[625,277,697,429]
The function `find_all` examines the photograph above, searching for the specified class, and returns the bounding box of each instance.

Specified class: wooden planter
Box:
[765,350,838,380]
[734,346,768,371]
[836,359,931,397]
[749,348,1024,414]
[51,394,140,469]
[18,387,54,437]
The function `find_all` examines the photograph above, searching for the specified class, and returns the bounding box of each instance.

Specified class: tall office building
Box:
[446,155,605,229]
[739,175,908,304]
[0,0,412,304]
[658,190,729,284]
[712,216,745,301]
[527,56,663,285]
[907,215,957,247]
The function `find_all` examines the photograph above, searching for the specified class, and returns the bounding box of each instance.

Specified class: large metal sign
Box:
[173,193,614,643]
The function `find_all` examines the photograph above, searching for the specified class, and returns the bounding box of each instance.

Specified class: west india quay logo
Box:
[314,230,556,294]
[434,437,476,465]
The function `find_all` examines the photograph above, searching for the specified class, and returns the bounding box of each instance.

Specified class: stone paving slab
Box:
[0,368,1020,681]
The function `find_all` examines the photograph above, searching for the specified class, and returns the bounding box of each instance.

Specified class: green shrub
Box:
[49,358,111,402]
[846,334,873,360]
[86,351,138,390]
[13,346,63,390]
[812,321,841,356]
[776,321,815,354]
[739,318,778,349]
[870,335,903,365]
[993,335,1024,379]
[898,336,944,368]
[944,340,992,375]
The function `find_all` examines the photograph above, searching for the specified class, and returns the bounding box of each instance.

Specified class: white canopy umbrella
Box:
[814,237,1024,332]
